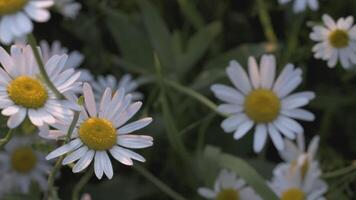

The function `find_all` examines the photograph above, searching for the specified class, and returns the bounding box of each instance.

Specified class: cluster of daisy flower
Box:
[0,0,153,197]
[0,0,353,199]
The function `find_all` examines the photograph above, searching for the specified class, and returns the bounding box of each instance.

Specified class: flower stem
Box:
[133,165,187,200]
[256,0,278,48]
[47,110,81,199]
[27,34,65,99]
[0,129,13,148]
[72,168,93,200]
[164,79,227,117]
[322,162,356,179]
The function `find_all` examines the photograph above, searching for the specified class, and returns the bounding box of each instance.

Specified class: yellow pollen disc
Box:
[7,76,48,109]
[79,118,117,150]
[216,188,239,200]
[281,188,305,200]
[0,0,27,15]
[328,29,350,48]
[244,89,281,123]
[11,147,37,173]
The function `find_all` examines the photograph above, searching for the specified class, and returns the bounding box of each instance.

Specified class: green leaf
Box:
[204,146,279,200]
[137,0,176,71]
[105,8,154,69]
[178,22,222,75]
[176,0,205,29]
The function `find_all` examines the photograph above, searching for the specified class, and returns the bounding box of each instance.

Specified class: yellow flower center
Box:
[328,29,350,48]
[7,76,48,109]
[244,89,281,123]
[79,118,117,150]
[11,147,37,173]
[216,188,239,200]
[0,0,27,15]
[281,188,305,200]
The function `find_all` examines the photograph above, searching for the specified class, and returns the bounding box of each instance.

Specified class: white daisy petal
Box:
[73,150,95,173]
[253,124,268,153]
[46,138,82,160]
[117,117,153,134]
[226,60,252,94]
[233,120,254,140]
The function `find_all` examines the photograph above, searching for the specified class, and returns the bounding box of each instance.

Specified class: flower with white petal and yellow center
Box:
[39,40,93,83]
[198,169,261,200]
[0,0,53,44]
[0,45,81,128]
[44,83,153,179]
[0,137,52,196]
[92,74,143,102]
[278,0,319,13]
[270,134,327,200]
[211,55,315,153]
[310,14,356,69]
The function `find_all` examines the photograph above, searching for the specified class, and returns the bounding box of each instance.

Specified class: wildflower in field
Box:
[278,0,319,13]
[0,45,81,128]
[211,55,315,152]
[53,0,81,19]
[0,137,52,196]
[198,169,261,200]
[92,74,143,101]
[270,163,327,200]
[0,0,53,44]
[279,133,320,169]
[40,40,93,82]
[45,83,153,179]
[310,14,356,69]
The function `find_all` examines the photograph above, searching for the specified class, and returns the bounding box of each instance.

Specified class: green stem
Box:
[322,163,356,179]
[28,34,65,99]
[0,129,13,148]
[164,80,227,117]
[47,111,81,199]
[72,168,93,200]
[133,165,187,200]
[256,0,278,48]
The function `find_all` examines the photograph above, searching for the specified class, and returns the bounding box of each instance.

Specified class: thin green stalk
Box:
[164,79,227,117]
[47,111,81,199]
[72,168,94,200]
[256,0,278,47]
[0,129,13,148]
[133,165,187,200]
[28,34,65,99]
[322,163,356,179]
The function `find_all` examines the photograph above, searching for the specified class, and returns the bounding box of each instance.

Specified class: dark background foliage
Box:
[4,0,356,199]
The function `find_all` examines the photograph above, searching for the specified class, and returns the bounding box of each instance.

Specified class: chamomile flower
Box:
[45,83,153,179]
[198,169,261,200]
[92,74,143,102]
[0,136,52,196]
[54,0,81,19]
[0,45,81,128]
[270,164,327,200]
[211,55,315,153]
[278,0,318,13]
[0,0,54,44]
[310,14,356,69]
[279,134,320,173]
[40,40,93,82]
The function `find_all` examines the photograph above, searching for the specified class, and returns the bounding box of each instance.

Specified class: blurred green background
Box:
[3,0,356,199]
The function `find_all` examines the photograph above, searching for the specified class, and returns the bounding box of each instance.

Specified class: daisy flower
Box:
[45,83,153,179]
[92,74,143,101]
[198,169,262,200]
[211,55,315,153]
[278,0,318,13]
[0,0,54,44]
[40,40,93,82]
[54,0,81,19]
[310,14,356,69]
[270,164,327,200]
[0,45,81,128]
[0,136,52,196]
[279,134,320,175]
